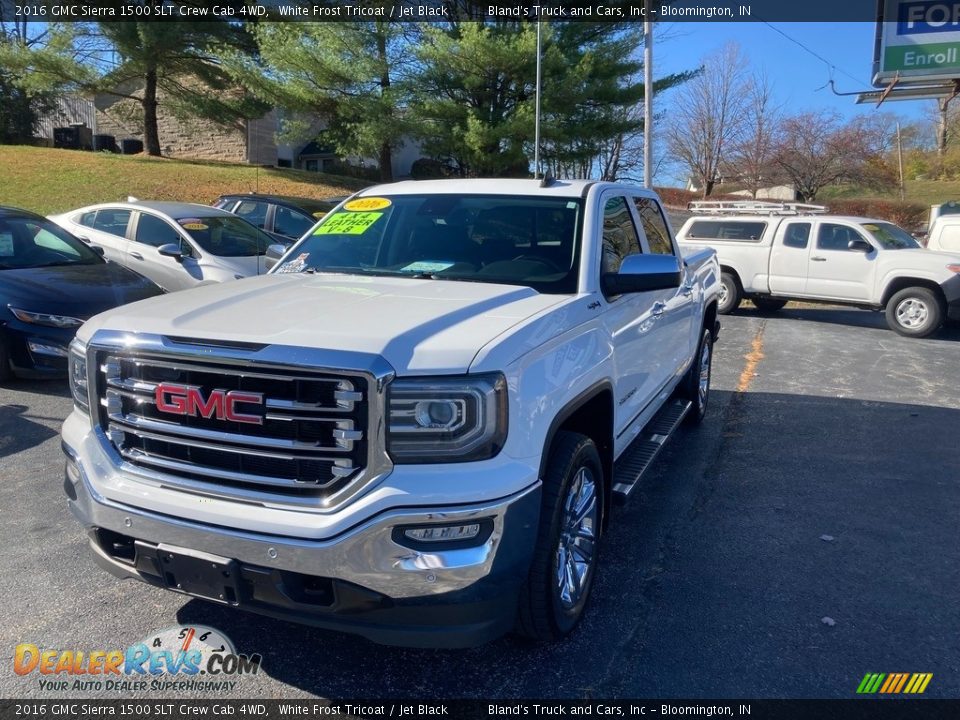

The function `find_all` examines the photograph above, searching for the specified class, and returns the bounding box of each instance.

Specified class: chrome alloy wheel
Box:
[698,335,712,412]
[555,467,598,609]
[895,298,929,329]
[718,281,730,308]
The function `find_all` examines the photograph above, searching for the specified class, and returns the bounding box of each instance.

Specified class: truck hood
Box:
[77,273,568,374]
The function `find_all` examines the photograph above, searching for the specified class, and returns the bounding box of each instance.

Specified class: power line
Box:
[760,21,868,90]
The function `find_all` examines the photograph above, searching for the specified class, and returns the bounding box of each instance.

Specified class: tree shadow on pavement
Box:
[0,403,60,458]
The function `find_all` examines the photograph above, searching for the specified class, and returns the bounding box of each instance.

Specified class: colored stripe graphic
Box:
[893,673,910,693]
[857,672,932,694]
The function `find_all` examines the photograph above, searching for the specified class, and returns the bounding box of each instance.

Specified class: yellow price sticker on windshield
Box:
[314,211,383,235]
[180,222,209,230]
[343,197,392,212]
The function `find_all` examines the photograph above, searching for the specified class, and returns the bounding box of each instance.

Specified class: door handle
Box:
[811,256,827,262]
[129,251,144,260]
[652,301,666,317]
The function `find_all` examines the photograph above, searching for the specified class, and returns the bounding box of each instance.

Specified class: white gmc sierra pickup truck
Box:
[62,179,720,647]
[677,201,960,338]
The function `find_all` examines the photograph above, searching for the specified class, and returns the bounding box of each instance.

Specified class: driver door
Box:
[804,222,877,302]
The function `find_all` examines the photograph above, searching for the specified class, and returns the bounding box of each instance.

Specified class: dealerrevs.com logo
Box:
[13,626,261,693]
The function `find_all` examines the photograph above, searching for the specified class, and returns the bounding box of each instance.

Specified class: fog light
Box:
[403,523,481,543]
[65,457,81,484]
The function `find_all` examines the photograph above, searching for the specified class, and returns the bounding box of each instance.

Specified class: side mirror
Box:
[266,243,287,261]
[848,239,873,253]
[157,243,184,262]
[89,245,105,257]
[602,254,682,295]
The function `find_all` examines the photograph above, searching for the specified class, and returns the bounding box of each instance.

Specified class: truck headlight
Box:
[68,339,90,414]
[387,374,507,463]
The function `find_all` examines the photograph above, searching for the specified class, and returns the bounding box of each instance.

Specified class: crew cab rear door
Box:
[597,193,680,449]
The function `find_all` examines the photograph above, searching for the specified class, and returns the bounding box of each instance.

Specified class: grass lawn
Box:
[818,179,960,207]
[0,145,369,216]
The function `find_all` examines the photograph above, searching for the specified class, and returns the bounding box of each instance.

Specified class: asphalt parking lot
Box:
[1,306,958,700]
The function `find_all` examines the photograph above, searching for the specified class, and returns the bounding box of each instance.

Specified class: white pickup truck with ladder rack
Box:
[677,200,960,337]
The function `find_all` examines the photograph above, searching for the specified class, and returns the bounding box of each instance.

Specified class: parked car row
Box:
[1,193,347,381]
[0,206,162,380]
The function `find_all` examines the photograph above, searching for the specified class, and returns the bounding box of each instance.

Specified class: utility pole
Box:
[643,19,653,188]
[534,20,543,179]
[896,121,905,202]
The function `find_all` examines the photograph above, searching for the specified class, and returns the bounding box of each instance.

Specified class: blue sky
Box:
[652,22,933,183]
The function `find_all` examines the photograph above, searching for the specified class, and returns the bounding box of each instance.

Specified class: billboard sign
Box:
[875,0,960,84]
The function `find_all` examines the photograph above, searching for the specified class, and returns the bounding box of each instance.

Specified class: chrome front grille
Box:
[93,348,375,503]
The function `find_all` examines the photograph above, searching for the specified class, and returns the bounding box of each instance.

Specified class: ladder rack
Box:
[687,200,828,216]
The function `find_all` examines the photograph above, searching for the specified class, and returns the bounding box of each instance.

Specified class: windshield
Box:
[863,222,921,250]
[176,216,273,257]
[271,194,584,294]
[0,216,103,269]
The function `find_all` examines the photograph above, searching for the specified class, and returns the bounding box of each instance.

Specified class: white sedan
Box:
[49,200,273,292]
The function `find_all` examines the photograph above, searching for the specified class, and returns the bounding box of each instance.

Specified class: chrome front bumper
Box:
[64,442,540,601]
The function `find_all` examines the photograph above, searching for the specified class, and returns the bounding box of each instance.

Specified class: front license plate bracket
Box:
[151,543,240,605]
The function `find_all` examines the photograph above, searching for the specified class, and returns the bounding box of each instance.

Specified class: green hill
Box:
[0,145,368,216]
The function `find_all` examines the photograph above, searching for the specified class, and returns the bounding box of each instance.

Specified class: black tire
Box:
[680,326,713,426]
[885,287,944,338]
[718,272,742,315]
[752,297,787,313]
[517,431,604,641]
[0,339,11,383]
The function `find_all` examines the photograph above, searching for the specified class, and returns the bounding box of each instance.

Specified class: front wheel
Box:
[718,272,742,314]
[517,431,603,641]
[885,287,944,338]
[681,326,713,426]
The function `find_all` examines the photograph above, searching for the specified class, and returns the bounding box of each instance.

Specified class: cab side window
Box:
[601,196,642,275]
[817,223,866,252]
[782,223,811,249]
[632,197,675,255]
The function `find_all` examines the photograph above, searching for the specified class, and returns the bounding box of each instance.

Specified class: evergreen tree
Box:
[224,21,413,182]
[411,20,694,179]
[412,21,539,177]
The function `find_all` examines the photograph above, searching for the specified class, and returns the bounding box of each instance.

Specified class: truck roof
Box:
[354,178,653,199]
[683,214,893,226]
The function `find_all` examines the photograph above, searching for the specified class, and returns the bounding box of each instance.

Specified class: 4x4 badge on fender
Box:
[154,383,264,425]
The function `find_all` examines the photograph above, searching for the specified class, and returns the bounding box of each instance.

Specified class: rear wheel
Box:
[718,272,742,314]
[681,327,713,426]
[885,287,944,338]
[517,431,603,641]
[752,297,787,313]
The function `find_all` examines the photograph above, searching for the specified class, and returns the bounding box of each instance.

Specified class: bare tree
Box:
[774,111,896,201]
[666,42,749,198]
[720,72,782,199]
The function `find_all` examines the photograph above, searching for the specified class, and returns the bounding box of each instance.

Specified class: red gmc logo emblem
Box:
[154,383,264,425]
